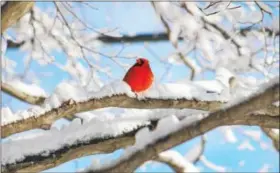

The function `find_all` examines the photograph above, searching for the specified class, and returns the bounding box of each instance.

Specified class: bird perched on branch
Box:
[123,58,154,93]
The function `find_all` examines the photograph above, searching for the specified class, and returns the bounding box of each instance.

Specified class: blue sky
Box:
[2,2,279,172]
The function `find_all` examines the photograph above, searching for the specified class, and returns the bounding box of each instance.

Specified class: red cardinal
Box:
[123,58,154,93]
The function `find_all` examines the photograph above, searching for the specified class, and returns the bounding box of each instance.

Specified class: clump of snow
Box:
[4,78,47,97]
[223,76,279,110]
[220,126,237,143]
[185,140,203,162]
[1,107,14,126]
[2,109,149,165]
[272,101,279,107]
[141,82,226,101]
[1,78,223,126]
[159,150,199,172]
[1,36,7,58]
[89,81,135,98]
[86,113,208,172]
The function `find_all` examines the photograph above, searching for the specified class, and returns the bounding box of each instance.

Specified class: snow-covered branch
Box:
[1,108,204,173]
[86,77,279,173]
[2,132,137,173]
[1,2,34,32]
[1,82,46,105]
[1,94,221,138]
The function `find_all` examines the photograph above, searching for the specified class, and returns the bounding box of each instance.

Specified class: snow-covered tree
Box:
[1,1,279,172]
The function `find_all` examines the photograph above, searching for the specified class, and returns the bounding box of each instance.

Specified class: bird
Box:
[123,58,154,93]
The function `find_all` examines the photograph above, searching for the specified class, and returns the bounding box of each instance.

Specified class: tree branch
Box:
[1,95,222,138]
[1,82,46,105]
[1,2,34,33]
[156,150,198,173]
[87,79,279,172]
[2,112,278,173]
[2,131,138,173]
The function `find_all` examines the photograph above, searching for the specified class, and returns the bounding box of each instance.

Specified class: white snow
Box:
[158,150,199,172]
[1,36,7,58]
[2,110,147,165]
[220,126,237,143]
[200,155,227,172]
[2,108,206,166]
[1,107,14,126]
[272,101,279,107]
[185,143,203,162]
[1,79,223,126]
[223,76,279,110]
[238,140,255,151]
[4,78,47,97]
[86,113,208,172]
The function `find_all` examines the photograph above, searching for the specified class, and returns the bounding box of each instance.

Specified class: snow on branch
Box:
[1,109,203,173]
[1,82,47,105]
[1,2,34,32]
[85,77,279,173]
[1,81,225,138]
[156,150,199,173]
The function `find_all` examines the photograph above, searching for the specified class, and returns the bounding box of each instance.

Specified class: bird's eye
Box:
[139,59,144,65]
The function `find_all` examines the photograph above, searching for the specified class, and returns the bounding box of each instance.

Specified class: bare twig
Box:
[152,2,196,80]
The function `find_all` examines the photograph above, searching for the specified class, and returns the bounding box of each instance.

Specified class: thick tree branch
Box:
[1,95,222,138]
[2,112,278,173]
[1,131,137,173]
[87,79,279,172]
[1,82,46,105]
[1,2,34,33]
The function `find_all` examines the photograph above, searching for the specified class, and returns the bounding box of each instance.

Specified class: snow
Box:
[2,108,206,166]
[1,107,15,126]
[200,155,227,172]
[185,141,203,162]
[2,110,147,165]
[272,101,279,107]
[4,78,47,97]
[220,126,237,143]
[238,140,255,151]
[1,36,7,58]
[86,113,208,172]
[1,79,223,126]
[223,76,279,110]
[158,150,199,172]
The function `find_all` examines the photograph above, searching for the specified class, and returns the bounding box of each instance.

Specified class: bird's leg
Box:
[135,92,139,99]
